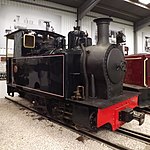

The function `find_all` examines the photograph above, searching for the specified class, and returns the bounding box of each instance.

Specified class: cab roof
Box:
[6,29,65,40]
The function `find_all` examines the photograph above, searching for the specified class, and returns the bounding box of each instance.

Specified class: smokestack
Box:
[94,18,113,45]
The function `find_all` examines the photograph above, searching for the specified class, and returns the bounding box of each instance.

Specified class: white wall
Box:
[137,26,150,53]
[81,12,134,54]
[0,80,6,98]
[0,0,136,55]
[0,0,77,53]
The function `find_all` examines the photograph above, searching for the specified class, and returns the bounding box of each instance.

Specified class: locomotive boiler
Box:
[6,18,145,131]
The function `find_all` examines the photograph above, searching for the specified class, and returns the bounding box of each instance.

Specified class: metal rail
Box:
[5,96,131,150]
[117,127,150,144]
[135,107,150,115]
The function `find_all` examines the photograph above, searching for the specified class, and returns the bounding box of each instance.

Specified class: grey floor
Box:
[0,80,7,98]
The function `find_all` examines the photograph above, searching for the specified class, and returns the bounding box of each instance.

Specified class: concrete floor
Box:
[0,98,112,150]
[0,80,7,98]
[0,98,150,150]
[0,81,150,150]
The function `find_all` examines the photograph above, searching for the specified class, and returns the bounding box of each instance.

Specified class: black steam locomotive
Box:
[6,18,145,131]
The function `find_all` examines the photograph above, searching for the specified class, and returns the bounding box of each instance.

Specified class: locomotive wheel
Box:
[19,91,25,98]
[89,112,97,131]
[46,100,57,117]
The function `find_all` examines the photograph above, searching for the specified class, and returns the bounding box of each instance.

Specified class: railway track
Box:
[117,127,150,145]
[5,96,148,150]
[135,107,150,115]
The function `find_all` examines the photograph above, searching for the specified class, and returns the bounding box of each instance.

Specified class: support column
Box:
[134,31,138,54]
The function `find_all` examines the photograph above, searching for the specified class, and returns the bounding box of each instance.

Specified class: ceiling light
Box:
[139,0,150,5]
[124,0,150,9]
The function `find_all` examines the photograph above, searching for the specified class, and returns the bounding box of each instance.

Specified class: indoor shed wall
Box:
[0,0,134,55]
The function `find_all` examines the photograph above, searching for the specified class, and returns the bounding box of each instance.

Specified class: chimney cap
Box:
[94,18,113,24]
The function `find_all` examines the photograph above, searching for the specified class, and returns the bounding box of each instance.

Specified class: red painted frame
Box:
[97,95,138,131]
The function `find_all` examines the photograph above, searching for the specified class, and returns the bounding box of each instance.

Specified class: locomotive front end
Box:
[76,18,145,130]
[86,18,126,99]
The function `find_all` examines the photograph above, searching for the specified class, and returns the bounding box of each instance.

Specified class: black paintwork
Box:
[13,56,64,96]
[9,29,66,57]
[6,20,139,131]
[68,90,138,109]
[6,58,12,84]
[68,26,92,49]
[124,84,150,107]
[12,50,84,99]
[86,18,126,99]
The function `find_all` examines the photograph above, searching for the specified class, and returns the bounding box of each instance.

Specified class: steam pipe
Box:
[94,18,113,45]
[81,44,89,99]
[91,74,95,98]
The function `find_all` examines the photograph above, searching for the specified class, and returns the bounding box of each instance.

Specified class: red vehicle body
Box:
[124,54,150,87]
[97,94,138,130]
[124,54,150,106]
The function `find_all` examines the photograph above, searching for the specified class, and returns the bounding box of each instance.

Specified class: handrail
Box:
[144,58,148,87]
